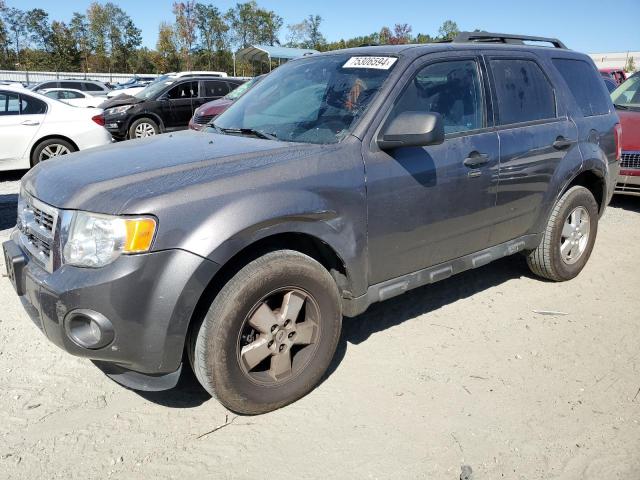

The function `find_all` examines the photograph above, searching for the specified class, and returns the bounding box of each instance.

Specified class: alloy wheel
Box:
[39,144,71,162]
[237,288,320,384]
[560,206,590,264]
[134,122,157,138]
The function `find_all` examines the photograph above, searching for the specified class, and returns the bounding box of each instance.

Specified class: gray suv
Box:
[3,32,621,414]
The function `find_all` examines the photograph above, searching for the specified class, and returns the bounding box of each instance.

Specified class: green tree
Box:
[625,56,636,73]
[70,13,91,73]
[48,21,79,71]
[195,3,229,70]
[0,1,8,67]
[287,14,325,49]
[3,7,28,66]
[304,15,325,49]
[26,8,50,51]
[437,20,459,41]
[156,21,180,72]
[226,1,282,49]
[173,1,197,70]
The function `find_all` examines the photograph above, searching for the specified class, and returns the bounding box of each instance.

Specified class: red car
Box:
[600,68,627,86]
[189,75,265,131]
[612,73,640,196]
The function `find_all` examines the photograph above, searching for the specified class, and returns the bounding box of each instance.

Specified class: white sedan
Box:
[40,88,106,108]
[0,85,112,170]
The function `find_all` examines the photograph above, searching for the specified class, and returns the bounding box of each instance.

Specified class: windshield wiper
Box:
[614,103,629,110]
[213,124,277,141]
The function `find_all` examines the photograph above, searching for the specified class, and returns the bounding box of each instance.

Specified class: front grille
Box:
[621,151,640,170]
[17,193,58,272]
[193,114,215,125]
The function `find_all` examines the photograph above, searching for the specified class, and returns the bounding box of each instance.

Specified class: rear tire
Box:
[526,186,599,281]
[128,118,159,139]
[31,138,76,166]
[190,250,342,415]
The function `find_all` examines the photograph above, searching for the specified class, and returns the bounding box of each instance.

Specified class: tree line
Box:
[0,0,463,76]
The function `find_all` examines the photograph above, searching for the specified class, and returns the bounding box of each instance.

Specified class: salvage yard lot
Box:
[0,173,638,480]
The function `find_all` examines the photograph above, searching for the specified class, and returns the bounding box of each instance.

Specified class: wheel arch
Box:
[184,231,351,359]
[560,167,606,214]
[29,135,79,167]
[127,112,165,135]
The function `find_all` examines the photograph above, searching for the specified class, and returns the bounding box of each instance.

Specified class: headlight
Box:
[105,105,133,115]
[63,211,156,268]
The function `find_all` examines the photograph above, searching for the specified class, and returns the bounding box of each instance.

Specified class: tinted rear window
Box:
[20,94,47,115]
[84,82,104,92]
[490,59,556,125]
[553,58,610,116]
[60,81,80,89]
[203,80,230,97]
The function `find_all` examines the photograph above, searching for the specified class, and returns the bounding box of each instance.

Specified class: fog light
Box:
[64,310,115,349]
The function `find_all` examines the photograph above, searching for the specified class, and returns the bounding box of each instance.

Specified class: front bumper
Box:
[103,115,130,139]
[615,169,640,196]
[4,231,219,389]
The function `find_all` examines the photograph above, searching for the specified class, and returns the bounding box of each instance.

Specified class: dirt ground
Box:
[0,171,638,480]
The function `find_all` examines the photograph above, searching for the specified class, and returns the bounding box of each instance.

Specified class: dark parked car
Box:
[100,76,244,139]
[31,79,111,95]
[602,76,618,93]
[611,72,640,195]
[189,75,264,131]
[4,32,620,415]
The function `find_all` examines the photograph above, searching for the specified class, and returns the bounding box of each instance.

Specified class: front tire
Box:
[31,138,76,166]
[527,186,599,281]
[128,118,159,139]
[190,250,342,414]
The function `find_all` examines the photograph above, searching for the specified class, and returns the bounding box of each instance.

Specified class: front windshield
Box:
[135,79,174,100]
[225,76,261,101]
[212,54,397,144]
[611,75,640,109]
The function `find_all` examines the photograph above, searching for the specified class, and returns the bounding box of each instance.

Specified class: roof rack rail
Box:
[452,31,567,49]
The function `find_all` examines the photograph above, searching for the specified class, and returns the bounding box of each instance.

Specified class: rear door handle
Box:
[20,120,40,126]
[553,136,573,150]
[463,152,489,168]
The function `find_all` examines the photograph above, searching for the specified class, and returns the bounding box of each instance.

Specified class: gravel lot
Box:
[0,171,638,480]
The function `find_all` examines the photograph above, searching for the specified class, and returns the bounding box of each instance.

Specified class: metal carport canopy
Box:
[235,45,319,68]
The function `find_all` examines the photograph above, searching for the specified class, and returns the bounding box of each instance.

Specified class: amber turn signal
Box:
[123,218,157,253]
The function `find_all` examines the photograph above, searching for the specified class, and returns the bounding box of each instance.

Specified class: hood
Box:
[618,108,640,151]
[22,130,321,214]
[99,94,142,109]
[199,98,233,115]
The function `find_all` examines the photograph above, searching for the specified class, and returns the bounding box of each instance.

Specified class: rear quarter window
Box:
[552,58,611,116]
[490,58,556,125]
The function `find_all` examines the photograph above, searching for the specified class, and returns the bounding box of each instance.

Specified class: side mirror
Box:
[377,111,445,150]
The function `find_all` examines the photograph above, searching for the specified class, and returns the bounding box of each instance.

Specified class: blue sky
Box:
[5,0,639,53]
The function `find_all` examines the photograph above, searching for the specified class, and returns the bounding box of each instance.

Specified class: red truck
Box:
[612,73,640,196]
[600,68,627,86]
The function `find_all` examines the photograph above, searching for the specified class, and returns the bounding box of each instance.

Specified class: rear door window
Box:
[553,58,611,116]
[203,80,230,98]
[0,92,20,115]
[490,59,556,125]
[60,81,80,89]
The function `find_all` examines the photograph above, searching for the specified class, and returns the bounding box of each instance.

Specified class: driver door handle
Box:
[463,152,489,168]
[20,120,40,126]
